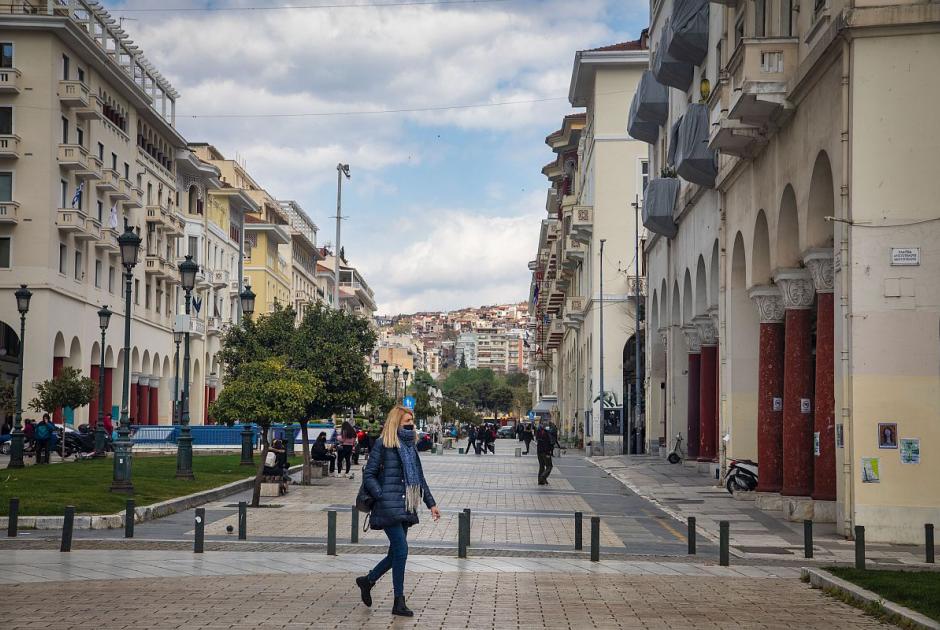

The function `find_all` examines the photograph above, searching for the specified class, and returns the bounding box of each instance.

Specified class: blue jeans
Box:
[367,522,409,596]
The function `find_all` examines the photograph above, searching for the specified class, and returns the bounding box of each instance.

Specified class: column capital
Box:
[692,315,718,347]
[131,372,141,384]
[748,284,785,323]
[682,325,702,353]
[707,306,720,339]
[773,268,815,310]
[803,248,834,294]
[138,376,149,387]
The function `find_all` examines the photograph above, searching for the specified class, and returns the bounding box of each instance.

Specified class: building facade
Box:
[279,200,323,323]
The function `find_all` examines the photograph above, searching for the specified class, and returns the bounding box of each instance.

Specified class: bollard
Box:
[719,520,729,566]
[458,511,469,558]
[804,520,814,559]
[574,511,583,550]
[459,447,464,455]
[350,506,359,544]
[437,444,444,456]
[238,502,247,541]
[124,499,135,538]
[854,525,865,570]
[60,505,75,553]
[926,524,935,564]
[194,508,205,554]
[7,498,18,537]
[590,516,600,562]
[515,447,521,457]
[327,510,337,556]
[687,517,696,555]
[431,445,437,454]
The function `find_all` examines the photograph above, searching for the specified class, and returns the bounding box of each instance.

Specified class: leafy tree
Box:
[0,380,14,414]
[210,359,322,506]
[492,385,515,415]
[28,366,97,457]
[505,372,528,388]
[217,303,297,380]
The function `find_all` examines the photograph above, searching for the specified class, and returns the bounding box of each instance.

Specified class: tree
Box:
[217,303,297,380]
[210,359,321,506]
[492,385,515,416]
[28,366,97,457]
[0,380,14,414]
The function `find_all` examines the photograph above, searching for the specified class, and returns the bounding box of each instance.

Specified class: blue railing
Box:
[127,422,335,447]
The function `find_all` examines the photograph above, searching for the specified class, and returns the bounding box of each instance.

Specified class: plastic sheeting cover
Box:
[643,178,680,239]
[628,90,659,144]
[636,70,668,126]
[666,116,683,168]
[675,103,717,188]
[652,20,693,92]
[668,0,709,66]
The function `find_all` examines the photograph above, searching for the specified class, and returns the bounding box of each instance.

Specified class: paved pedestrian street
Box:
[0,447,889,628]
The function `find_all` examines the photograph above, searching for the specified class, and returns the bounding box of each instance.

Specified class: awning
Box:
[642,178,680,239]
[675,103,717,188]
[666,115,683,167]
[652,20,693,92]
[531,397,557,415]
[668,0,709,66]
[628,91,659,144]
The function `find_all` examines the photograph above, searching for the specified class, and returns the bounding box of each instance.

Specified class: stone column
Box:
[138,376,150,426]
[805,250,836,502]
[774,269,816,498]
[749,286,786,493]
[693,315,718,461]
[682,326,701,460]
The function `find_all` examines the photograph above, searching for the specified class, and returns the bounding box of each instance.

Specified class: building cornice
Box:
[569,49,649,107]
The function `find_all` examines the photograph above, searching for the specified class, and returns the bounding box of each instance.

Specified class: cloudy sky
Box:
[105,0,646,314]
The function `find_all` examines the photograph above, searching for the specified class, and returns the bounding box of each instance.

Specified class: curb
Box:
[0,464,303,531]
[802,567,940,629]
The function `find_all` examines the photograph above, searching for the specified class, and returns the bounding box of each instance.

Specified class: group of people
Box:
[0,413,72,464]
[463,423,497,455]
[311,421,374,478]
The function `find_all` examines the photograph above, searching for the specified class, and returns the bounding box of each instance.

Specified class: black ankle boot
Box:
[355,576,374,607]
[392,595,413,617]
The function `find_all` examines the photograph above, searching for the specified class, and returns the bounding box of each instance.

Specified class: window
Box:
[640,159,649,194]
[0,107,10,135]
[94,259,101,288]
[0,237,9,268]
[97,200,103,223]
[145,280,151,309]
[59,243,67,274]
[188,236,198,259]
[134,278,140,305]
[0,43,12,68]
[0,172,11,202]
[155,285,162,313]
[60,180,68,208]
[755,0,767,37]
[124,162,130,180]
[76,126,83,148]
[782,0,794,36]
[97,142,104,161]
[735,10,745,47]
[111,152,117,171]
[108,265,115,293]
[77,67,84,84]
[74,249,82,280]
[61,117,69,144]
[62,54,70,81]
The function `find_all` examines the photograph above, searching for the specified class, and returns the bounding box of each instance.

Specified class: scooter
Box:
[725,459,758,494]
[667,433,685,464]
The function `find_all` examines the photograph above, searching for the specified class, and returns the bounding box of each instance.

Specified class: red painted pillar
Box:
[694,316,718,461]
[806,251,836,501]
[750,286,786,493]
[207,386,217,425]
[683,327,701,460]
[130,373,139,424]
[204,385,209,426]
[139,379,150,426]
[52,357,64,424]
[89,364,100,428]
[149,378,159,425]
[103,367,113,419]
[775,270,816,498]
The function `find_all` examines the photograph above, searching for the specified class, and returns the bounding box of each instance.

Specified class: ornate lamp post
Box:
[238,284,255,466]
[94,305,112,457]
[6,284,32,469]
[393,365,400,402]
[176,255,198,480]
[172,329,183,424]
[402,369,410,400]
[111,223,141,493]
[381,360,389,394]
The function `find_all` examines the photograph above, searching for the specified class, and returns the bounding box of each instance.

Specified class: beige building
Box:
[279,200,323,323]
[528,38,649,449]
[639,0,940,542]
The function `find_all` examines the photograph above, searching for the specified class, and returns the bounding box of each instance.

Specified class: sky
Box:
[104,0,647,314]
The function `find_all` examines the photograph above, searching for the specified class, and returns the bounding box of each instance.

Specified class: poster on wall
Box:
[814,432,820,456]
[878,422,898,449]
[900,438,920,464]
[861,457,880,483]
[836,424,844,449]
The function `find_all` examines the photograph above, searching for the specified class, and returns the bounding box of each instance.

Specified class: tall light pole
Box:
[176,254,198,480]
[632,195,644,455]
[598,238,606,454]
[333,163,350,310]
[402,369,410,401]
[7,284,31,468]
[111,223,141,493]
[381,360,389,394]
[172,329,183,425]
[94,305,112,457]
[238,285,256,466]
[393,365,400,402]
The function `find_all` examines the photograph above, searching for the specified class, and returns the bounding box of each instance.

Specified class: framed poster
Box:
[861,457,880,483]
[878,422,898,449]
[900,438,920,464]
[813,432,820,456]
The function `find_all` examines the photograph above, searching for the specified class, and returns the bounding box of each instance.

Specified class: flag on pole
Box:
[71,182,84,209]
[108,203,119,229]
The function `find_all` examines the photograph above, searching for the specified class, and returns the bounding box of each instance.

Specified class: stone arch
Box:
[65,337,83,424]
[91,341,101,366]
[160,355,171,424]
[131,347,140,374]
[660,279,668,327]
[728,231,759,459]
[53,332,66,359]
[695,256,707,315]
[751,210,771,287]
[65,337,82,371]
[776,185,800,268]
[682,269,693,324]
[141,350,151,378]
[105,346,115,369]
[806,151,835,249]
[709,240,719,307]
[151,353,160,378]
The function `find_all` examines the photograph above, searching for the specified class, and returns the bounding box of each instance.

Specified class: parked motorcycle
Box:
[60,424,111,457]
[725,459,758,494]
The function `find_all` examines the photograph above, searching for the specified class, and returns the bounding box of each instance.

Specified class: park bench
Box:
[259,475,289,497]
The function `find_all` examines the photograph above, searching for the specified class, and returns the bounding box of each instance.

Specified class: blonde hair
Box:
[380,405,414,448]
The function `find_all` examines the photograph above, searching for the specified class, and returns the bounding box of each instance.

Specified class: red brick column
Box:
[138,378,150,426]
[682,327,701,460]
[693,315,718,461]
[130,373,139,424]
[774,269,816,498]
[104,367,113,421]
[149,378,160,425]
[806,250,836,501]
[52,357,64,425]
[749,286,786,493]
[89,364,100,428]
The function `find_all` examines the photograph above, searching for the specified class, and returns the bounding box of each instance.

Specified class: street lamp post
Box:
[94,305,112,457]
[172,330,183,424]
[333,163,350,310]
[111,223,141,493]
[7,284,32,469]
[393,365,400,402]
[238,285,255,466]
[176,255,198,480]
[598,238,606,455]
[381,360,389,395]
[402,369,410,401]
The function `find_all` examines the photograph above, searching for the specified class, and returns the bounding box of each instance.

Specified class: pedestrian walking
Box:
[34,414,53,464]
[536,422,558,485]
[485,424,496,454]
[338,421,357,478]
[357,405,440,617]
[310,431,336,475]
[522,422,534,455]
[465,425,476,455]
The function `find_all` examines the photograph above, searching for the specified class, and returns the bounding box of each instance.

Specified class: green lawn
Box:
[0,454,298,516]
[827,567,940,622]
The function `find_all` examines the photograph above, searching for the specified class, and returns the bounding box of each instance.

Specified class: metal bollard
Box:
[854,525,865,570]
[327,510,337,556]
[458,511,468,558]
[926,524,935,564]
[194,508,205,554]
[719,520,730,566]
[125,499,135,538]
[7,498,18,537]
[238,501,247,541]
[687,517,696,555]
[574,511,583,550]
[804,520,814,559]
[350,506,359,544]
[458,447,464,454]
[515,447,521,457]
[60,506,75,553]
[590,516,600,561]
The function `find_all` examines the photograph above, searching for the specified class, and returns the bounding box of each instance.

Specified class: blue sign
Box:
[403,396,416,410]
[528,411,536,421]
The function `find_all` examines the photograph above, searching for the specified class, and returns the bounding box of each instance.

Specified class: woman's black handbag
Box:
[355,483,375,513]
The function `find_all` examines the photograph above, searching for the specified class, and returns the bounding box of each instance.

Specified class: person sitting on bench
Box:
[263,438,290,482]
[311,431,337,476]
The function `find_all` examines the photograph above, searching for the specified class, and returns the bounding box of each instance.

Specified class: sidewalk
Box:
[591,454,933,566]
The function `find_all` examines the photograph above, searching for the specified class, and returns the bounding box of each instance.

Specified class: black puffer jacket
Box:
[363,436,436,530]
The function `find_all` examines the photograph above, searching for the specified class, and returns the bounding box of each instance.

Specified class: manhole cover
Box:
[736,546,793,555]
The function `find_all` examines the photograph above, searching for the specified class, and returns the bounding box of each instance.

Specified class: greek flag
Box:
[71,182,83,208]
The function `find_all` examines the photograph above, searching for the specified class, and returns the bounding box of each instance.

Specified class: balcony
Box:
[566,296,587,324]
[0,135,19,159]
[562,237,585,269]
[210,269,229,288]
[195,267,211,289]
[75,94,102,121]
[57,144,88,171]
[95,226,120,255]
[0,201,19,224]
[57,80,90,108]
[175,314,206,338]
[145,205,182,236]
[80,215,101,242]
[0,68,21,93]
[244,221,290,245]
[56,208,94,239]
[545,320,565,350]
[709,116,767,158]
[570,205,593,244]
[166,212,186,237]
[144,254,169,277]
[229,279,242,294]
[125,185,143,209]
[727,38,799,126]
[110,177,132,202]
[96,168,119,193]
[206,316,223,336]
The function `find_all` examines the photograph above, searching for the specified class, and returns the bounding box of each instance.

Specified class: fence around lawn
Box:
[130,422,336,449]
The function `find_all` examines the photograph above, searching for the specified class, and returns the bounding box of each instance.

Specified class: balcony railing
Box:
[727,37,798,126]
[95,226,120,255]
[57,144,88,171]
[210,269,229,287]
[58,80,90,108]
[0,68,21,93]
[571,205,593,244]
[56,208,92,236]
[207,316,222,336]
[0,134,19,159]
[0,201,19,224]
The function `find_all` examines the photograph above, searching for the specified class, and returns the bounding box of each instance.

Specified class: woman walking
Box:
[338,421,357,479]
[357,405,440,617]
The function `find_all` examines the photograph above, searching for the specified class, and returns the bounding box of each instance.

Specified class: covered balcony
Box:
[667,0,709,66]
[628,71,668,144]
[57,80,90,108]
[244,220,290,245]
[0,68,20,93]
[727,38,798,126]
[642,178,680,239]
[652,20,693,92]
[0,201,19,224]
[207,316,223,336]
[144,253,170,278]
[570,205,593,244]
[110,177,132,202]
[564,296,586,328]
[210,269,229,288]
[709,116,767,158]
[75,94,102,122]
[0,135,19,159]
[675,104,718,188]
